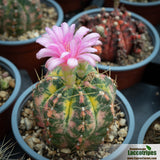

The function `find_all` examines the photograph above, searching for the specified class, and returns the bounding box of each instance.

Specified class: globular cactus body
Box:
[79,8,146,62]
[32,65,116,150]
[0,0,42,37]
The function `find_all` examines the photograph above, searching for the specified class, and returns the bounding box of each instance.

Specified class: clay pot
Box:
[103,0,160,25]
[12,83,135,160]
[0,0,64,83]
[67,8,160,90]
[0,56,21,139]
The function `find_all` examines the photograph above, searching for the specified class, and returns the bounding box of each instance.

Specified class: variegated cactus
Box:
[0,0,42,37]
[32,22,116,151]
[79,0,146,63]
[33,64,116,150]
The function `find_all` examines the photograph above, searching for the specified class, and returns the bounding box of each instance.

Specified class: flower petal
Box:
[45,27,59,43]
[36,48,59,59]
[74,26,89,39]
[45,57,64,71]
[52,25,64,43]
[60,52,70,59]
[79,47,97,54]
[67,58,78,68]
[69,24,75,36]
[78,54,96,66]
[79,40,101,50]
[36,36,53,47]
[82,33,100,42]
[61,22,69,36]
[70,39,78,57]
[63,24,75,43]
[48,43,65,55]
[94,40,102,46]
[79,33,101,50]
[83,53,101,62]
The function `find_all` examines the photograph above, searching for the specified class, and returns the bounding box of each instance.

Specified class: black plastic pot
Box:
[0,56,21,139]
[67,8,160,90]
[137,111,160,144]
[11,83,135,160]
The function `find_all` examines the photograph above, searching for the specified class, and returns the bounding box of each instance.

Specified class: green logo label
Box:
[127,145,157,159]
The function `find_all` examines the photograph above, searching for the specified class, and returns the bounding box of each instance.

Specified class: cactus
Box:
[33,65,116,150]
[32,22,116,151]
[0,0,42,37]
[0,79,9,90]
[79,3,146,63]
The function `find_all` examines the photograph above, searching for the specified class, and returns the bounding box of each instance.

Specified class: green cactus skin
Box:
[32,65,116,151]
[0,79,9,90]
[0,0,42,37]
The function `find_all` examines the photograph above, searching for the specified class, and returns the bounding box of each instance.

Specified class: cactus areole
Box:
[32,22,116,151]
[0,0,42,37]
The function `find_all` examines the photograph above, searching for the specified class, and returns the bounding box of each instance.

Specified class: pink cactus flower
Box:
[36,22,101,71]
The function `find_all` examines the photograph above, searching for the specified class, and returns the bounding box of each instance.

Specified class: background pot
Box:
[0,56,21,139]
[103,0,160,25]
[55,0,91,14]
[137,111,160,144]
[0,0,63,83]
[67,8,160,90]
[11,83,135,160]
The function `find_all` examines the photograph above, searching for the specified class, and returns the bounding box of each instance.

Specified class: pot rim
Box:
[0,56,21,113]
[120,0,160,7]
[0,0,64,46]
[11,83,135,160]
[137,110,160,144]
[67,7,160,72]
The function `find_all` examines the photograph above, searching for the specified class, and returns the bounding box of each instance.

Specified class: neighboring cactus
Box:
[0,0,42,37]
[0,69,15,90]
[0,79,9,90]
[79,1,146,63]
[32,22,116,151]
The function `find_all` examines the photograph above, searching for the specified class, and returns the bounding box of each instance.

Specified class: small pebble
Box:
[118,128,128,138]
[60,148,71,154]
[24,117,34,130]
[153,123,160,131]
[119,118,126,127]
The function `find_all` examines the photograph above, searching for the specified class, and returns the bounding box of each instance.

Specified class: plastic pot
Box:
[67,8,160,90]
[11,83,135,160]
[0,0,63,83]
[103,0,160,25]
[0,56,21,139]
[137,111,160,144]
